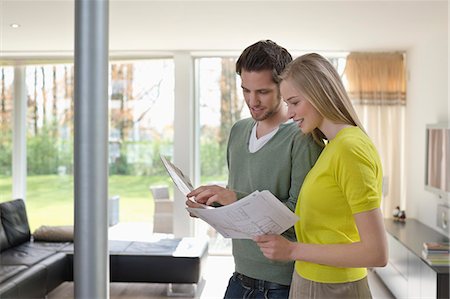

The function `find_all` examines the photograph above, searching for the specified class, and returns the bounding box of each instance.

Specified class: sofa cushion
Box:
[0,221,11,252]
[33,225,74,242]
[0,281,19,299]
[59,240,132,254]
[0,265,28,284]
[0,199,30,247]
[23,241,70,251]
[6,264,47,299]
[0,243,56,267]
[39,252,70,293]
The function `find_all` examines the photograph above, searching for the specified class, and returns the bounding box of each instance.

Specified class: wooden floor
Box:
[48,255,394,299]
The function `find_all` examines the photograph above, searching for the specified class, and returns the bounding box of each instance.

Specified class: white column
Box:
[12,65,27,200]
[173,52,195,237]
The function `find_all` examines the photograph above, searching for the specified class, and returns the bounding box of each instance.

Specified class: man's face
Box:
[240,69,281,122]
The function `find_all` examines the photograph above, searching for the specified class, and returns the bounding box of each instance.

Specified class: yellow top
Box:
[294,126,382,283]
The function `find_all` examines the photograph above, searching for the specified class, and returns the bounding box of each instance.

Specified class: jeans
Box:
[224,272,290,299]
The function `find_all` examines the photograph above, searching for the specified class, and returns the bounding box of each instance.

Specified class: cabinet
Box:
[375,219,449,298]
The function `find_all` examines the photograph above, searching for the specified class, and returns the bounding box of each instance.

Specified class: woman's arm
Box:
[254,208,388,268]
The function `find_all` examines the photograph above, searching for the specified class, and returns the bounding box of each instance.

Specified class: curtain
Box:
[344,52,406,218]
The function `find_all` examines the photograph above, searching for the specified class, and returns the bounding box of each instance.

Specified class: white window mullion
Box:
[12,65,27,201]
[173,52,195,237]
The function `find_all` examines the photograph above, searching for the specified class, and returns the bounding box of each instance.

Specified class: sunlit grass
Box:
[0,173,227,232]
[0,175,173,232]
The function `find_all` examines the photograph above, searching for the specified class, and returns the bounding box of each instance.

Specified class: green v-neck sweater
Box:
[227,118,323,285]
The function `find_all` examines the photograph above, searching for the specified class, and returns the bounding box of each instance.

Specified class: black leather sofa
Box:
[0,199,208,299]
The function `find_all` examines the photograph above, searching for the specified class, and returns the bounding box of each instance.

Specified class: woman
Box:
[254,53,388,299]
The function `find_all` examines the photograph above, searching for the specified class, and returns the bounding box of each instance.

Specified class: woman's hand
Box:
[253,234,298,262]
[187,185,237,206]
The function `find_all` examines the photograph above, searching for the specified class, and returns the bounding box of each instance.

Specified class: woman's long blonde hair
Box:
[281,53,365,143]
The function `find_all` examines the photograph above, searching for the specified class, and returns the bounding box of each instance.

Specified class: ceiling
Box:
[0,0,447,57]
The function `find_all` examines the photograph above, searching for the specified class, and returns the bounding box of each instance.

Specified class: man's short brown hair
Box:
[236,40,293,84]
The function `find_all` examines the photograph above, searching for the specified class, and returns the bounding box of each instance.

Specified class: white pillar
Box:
[173,52,195,237]
[12,65,27,200]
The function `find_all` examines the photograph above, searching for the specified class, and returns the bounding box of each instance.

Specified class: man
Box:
[186,40,323,298]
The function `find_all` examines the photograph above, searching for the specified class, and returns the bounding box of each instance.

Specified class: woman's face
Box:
[280,79,323,134]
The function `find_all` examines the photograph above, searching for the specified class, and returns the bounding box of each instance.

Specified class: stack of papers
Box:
[187,190,299,239]
[160,155,299,239]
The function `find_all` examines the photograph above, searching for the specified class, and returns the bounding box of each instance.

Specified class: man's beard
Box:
[251,102,281,122]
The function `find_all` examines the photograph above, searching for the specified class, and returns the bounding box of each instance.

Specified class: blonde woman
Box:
[254,53,388,299]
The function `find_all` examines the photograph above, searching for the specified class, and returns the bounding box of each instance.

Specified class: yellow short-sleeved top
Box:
[294,126,382,283]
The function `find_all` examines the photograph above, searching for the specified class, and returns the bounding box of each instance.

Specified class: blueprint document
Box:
[187,190,299,239]
[160,155,298,238]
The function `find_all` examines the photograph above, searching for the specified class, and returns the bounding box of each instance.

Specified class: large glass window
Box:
[24,64,75,230]
[1,59,174,232]
[109,60,174,224]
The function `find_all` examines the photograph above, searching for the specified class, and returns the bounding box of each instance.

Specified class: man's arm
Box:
[284,133,323,212]
[187,185,237,206]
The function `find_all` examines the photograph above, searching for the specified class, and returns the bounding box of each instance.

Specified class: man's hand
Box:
[187,185,237,206]
[185,199,204,218]
[253,234,297,262]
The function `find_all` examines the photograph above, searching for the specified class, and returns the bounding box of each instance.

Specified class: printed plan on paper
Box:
[187,191,299,239]
[160,155,299,238]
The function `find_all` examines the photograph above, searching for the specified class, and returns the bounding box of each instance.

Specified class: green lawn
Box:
[0,175,173,232]
[0,174,227,232]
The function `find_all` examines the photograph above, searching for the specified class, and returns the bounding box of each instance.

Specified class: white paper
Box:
[187,190,299,239]
[160,155,194,196]
[160,155,212,209]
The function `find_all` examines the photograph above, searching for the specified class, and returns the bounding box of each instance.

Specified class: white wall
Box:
[405,8,449,234]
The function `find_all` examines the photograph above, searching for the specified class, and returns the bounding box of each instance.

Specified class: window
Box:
[25,64,75,229]
[109,59,175,224]
[195,57,250,254]
[196,57,249,185]
[0,67,14,203]
[1,59,175,232]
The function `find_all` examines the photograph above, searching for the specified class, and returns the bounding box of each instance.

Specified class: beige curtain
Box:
[344,52,406,218]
